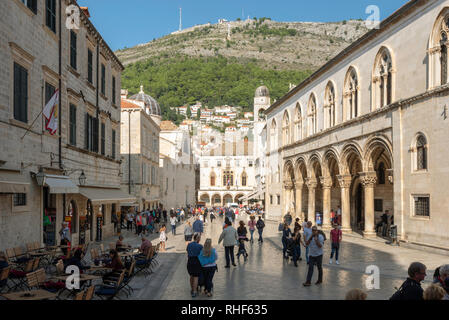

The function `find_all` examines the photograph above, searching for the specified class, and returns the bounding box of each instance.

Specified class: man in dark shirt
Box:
[390,262,426,300]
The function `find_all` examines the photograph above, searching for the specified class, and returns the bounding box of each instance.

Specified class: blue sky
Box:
[78,0,409,51]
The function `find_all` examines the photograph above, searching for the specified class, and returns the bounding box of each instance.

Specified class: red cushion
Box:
[10,270,26,277]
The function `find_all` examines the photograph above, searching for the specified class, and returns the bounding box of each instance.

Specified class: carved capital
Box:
[283,181,294,190]
[305,178,317,189]
[295,181,303,189]
[359,171,377,187]
[319,176,333,189]
[337,174,352,189]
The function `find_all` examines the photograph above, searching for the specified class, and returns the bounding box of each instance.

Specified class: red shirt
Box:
[330,229,342,243]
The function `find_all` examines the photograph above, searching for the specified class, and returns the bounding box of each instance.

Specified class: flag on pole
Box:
[43,89,59,135]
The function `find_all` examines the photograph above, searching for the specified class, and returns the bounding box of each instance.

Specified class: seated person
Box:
[103,249,124,281]
[0,252,9,288]
[64,249,90,274]
[136,237,153,259]
[116,236,130,252]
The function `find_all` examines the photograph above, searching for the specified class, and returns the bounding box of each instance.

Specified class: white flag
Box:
[43,89,59,135]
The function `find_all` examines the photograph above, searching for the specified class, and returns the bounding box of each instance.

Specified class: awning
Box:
[0,171,30,193]
[44,174,79,194]
[79,186,136,204]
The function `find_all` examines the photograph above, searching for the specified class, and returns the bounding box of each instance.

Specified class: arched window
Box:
[67,200,77,233]
[282,111,290,145]
[294,103,302,141]
[223,170,234,187]
[324,82,336,129]
[429,10,449,88]
[344,67,359,120]
[270,119,277,151]
[241,172,247,186]
[416,135,428,170]
[373,48,394,110]
[210,171,216,186]
[244,136,249,155]
[307,94,317,136]
[377,162,385,185]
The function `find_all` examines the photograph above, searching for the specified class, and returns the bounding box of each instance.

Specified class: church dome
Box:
[255,85,270,97]
[129,85,161,116]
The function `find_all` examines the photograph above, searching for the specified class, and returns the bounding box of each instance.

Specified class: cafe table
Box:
[1,289,57,301]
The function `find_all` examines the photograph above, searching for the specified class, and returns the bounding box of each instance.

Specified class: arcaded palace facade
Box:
[265,0,449,250]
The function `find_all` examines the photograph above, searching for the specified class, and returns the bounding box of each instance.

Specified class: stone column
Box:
[283,181,294,216]
[295,181,303,220]
[360,171,377,238]
[337,174,352,233]
[320,176,333,230]
[306,178,317,225]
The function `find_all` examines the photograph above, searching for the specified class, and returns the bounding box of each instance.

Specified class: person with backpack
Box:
[390,262,427,300]
[256,216,265,243]
[303,226,324,286]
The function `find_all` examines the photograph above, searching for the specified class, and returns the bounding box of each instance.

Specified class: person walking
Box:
[59,222,71,256]
[248,215,257,243]
[163,209,168,223]
[294,218,301,230]
[390,262,427,300]
[284,212,293,226]
[193,216,204,237]
[170,214,177,236]
[126,211,133,231]
[236,221,249,261]
[281,223,293,260]
[186,234,203,298]
[218,219,238,268]
[184,221,194,246]
[256,216,265,243]
[303,221,313,264]
[303,226,324,286]
[198,238,218,297]
[292,226,305,267]
[329,224,342,265]
[135,212,143,236]
[434,264,449,298]
[159,224,167,252]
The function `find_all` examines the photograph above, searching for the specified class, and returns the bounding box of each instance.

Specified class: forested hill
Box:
[117,18,368,122]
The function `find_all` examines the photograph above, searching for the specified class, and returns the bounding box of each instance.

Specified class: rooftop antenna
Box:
[179,7,182,31]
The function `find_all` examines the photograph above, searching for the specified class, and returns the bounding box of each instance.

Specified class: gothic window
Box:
[223,170,234,187]
[373,48,393,110]
[282,111,290,145]
[344,67,359,120]
[307,94,317,136]
[430,11,449,88]
[241,172,247,186]
[416,135,428,170]
[294,103,302,141]
[324,82,336,129]
[210,172,216,186]
[270,119,277,151]
[441,32,448,85]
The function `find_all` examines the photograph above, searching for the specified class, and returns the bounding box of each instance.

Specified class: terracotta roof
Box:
[121,99,140,109]
[160,121,178,131]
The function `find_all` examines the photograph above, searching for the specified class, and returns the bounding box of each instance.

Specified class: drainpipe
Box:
[129,110,131,195]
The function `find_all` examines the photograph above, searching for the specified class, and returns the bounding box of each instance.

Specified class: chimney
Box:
[139,85,144,94]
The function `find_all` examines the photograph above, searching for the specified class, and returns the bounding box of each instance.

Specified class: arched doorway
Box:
[223,194,233,206]
[352,180,364,231]
[294,158,308,221]
[234,194,244,204]
[323,150,341,228]
[211,194,221,207]
[200,194,210,206]
[310,158,323,225]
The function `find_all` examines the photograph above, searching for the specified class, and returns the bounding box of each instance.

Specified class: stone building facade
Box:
[159,121,196,209]
[120,92,161,211]
[264,0,449,250]
[0,0,132,250]
[198,131,255,206]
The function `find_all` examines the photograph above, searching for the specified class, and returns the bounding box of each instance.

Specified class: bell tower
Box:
[254,85,271,122]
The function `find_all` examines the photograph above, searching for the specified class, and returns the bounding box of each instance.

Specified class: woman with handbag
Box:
[198,238,218,297]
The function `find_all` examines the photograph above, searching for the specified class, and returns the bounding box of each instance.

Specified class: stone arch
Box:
[211,193,221,206]
[340,142,364,175]
[283,160,295,181]
[200,193,211,206]
[429,7,449,88]
[307,93,318,136]
[324,80,337,129]
[294,157,309,220]
[372,46,395,110]
[322,148,342,226]
[235,194,245,204]
[363,135,393,172]
[343,66,361,121]
[223,194,233,206]
[323,148,341,177]
[282,110,291,146]
[307,153,323,176]
[294,103,303,141]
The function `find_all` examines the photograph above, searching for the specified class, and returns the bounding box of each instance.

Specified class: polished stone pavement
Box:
[115,213,448,300]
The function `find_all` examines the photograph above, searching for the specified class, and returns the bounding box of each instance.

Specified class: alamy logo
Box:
[66,5,80,30]
[365,265,380,290]
[365,5,381,30]
[65,265,80,290]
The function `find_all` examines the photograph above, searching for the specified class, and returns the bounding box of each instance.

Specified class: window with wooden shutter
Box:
[101,122,105,155]
[93,117,99,152]
[46,0,56,33]
[101,64,105,96]
[87,49,93,84]
[14,63,28,123]
[112,129,116,159]
[112,76,116,104]
[69,104,76,146]
[70,31,77,70]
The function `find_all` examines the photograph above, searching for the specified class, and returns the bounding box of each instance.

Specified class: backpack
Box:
[257,220,265,229]
[318,230,327,241]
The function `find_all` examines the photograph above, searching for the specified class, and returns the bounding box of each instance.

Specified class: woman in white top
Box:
[159,225,167,252]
